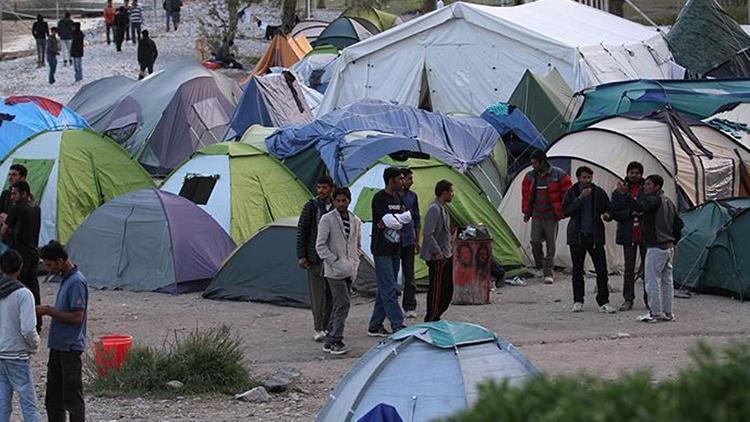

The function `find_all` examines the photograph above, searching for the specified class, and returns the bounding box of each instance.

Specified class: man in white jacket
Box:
[316,187,362,355]
[0,249,41,421]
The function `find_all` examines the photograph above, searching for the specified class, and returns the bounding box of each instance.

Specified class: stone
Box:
[165,381,184,390]
[263,367,302,393]
[235,386,271,403]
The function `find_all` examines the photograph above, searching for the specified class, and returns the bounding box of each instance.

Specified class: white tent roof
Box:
[319,0,679,116]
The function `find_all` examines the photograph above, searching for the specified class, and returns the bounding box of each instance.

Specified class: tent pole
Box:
[622,0,657,27]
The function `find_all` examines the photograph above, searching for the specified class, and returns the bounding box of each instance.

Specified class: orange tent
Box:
[251,33,312,77]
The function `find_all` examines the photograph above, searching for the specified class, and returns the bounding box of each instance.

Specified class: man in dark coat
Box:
[114,6,129,52]
[71,22,84,82]
[32,15,49,67]
[137,30,158,79]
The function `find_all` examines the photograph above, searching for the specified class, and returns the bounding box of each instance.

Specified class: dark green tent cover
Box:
[666,0,750,78]
[509,68,576,142]
[675,197,750,299]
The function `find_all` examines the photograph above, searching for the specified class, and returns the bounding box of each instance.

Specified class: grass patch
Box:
[86,325,257,398]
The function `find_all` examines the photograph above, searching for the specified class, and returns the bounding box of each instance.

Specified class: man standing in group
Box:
[71,23,84,82]
[398,168,420,319]
[562,167,616,314]
[633,175,683,323]
[124,0,131,42]
[297,176,335,342]
[46,27,61,84]
[521,150,572,284]
[166,0,183,31]
[0,164,27,221]
[31,15,49,68]
[421,179,454,322]
[137,30,158,79]
[2,182,42,332]
[367,167,407,337]
[129,0,143,44]
[36,241,88,422]
[0,250,41,422]
[316,187,361,355]
[56,12,74,67]
[114,6,129,52]
[610,161,647,311]
[103,0,116,45]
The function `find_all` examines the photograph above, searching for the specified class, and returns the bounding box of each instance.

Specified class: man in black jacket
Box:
[297,176,334,342]
[71,23,84,82]
[562,166,616,314]
[114,7,129,52]
[32,15,49,67]
[137,30,158,79]
[56,12,74,66]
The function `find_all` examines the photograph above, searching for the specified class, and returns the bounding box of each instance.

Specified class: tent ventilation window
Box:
[179,174,219,205]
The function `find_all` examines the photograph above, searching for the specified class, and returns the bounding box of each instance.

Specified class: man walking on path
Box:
[56,13,74,67]
[297,176,334,342]
[0,250,41,422]
[422,179,454,322]
[367,167,408,337]
[521,150,572,284]
[71,23,84,82]
[129,0,144,43]
[114,7,129,52]
[316,187,361,355]
[562,166,616,314]
[124,0,131,42]
[103,0,116,45]
[398,167,420,319]
[165,0,183,31]
[137,30,158,79]
[36,241,88,422]
[46,28,61,84]
[31,15,49,68]
[610,161,648,311]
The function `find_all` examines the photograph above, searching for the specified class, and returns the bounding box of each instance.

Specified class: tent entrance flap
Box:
[7,158,54,203]
[190,97,231,146]
[178,174,220,205]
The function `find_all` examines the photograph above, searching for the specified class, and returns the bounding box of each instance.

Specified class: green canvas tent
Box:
[509,68,577,142]
[666,0,750,78]
[675,198,750,299]
[341,6,402,31]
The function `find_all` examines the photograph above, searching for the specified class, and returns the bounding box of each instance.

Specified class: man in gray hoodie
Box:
[0,249,41,421]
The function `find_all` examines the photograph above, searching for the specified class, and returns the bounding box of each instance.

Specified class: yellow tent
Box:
[251,33,312,76]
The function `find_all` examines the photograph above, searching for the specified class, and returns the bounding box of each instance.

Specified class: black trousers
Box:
[425,258,453,322]
[46,350,85,422]
[114,28,125,51]
[623,243,648,306]
[400,245,416,312]
[19,256,40,331]
[570,235,609,306]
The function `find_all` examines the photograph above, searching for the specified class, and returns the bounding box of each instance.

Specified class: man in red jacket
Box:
[521,150,572,284]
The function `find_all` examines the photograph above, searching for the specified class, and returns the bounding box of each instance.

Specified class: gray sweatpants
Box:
[531,218,558,277]
[307,264,331,332]
[645,247,674,316]
[326,278,351,344]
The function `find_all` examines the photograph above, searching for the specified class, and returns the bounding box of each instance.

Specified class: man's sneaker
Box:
[661,313,676,322]
[638,313,659,323]
[405,310,417,319]
[313,331,326,342]
[367,327,390,337]
[322,342,332,353]
[329,342,350,355]
[544,276,554,284]
[599,303,617,314]
[571,302,584,312]
[619,301,633,312]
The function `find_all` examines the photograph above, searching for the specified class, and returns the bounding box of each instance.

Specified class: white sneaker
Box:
[571,302,584,312]
[405,310,417,319]
[543,276,554,284]
[313,331,326,342]
[599,303,617,314]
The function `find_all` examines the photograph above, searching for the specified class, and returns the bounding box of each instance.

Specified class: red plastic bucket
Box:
[94,335,133,377]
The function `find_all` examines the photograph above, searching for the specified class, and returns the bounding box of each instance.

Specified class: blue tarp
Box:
[481,102,547,177]
[226,78,273,140]
[266,99,499,185]
[358,404,403,422]
[0,96,89,159]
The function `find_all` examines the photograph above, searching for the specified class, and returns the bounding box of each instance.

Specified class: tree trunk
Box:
[421,0,436,13]
[610,0,624,17]
[281,0,297,34]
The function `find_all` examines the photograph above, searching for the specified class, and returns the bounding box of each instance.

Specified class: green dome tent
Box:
[508,68,577,143]
[0,129,155,244]
[341,6,402,31]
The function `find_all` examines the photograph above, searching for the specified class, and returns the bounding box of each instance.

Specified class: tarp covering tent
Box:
[319,0,679,116]
[160,142,311,244]
[0,96,89,159]
[312,16,380,50]
[292,19,329,42]
[252,33,312,76]
[666,0,750,78]
[203,217,376,308]
[570,79,750,131]
[68,189,236,294]
[341,6,402,31]
[674,198,750,299]
[225,72,313,140]
[292,45,340,94]
[508,68,576,143]
[238,124,277,150]
[350,158,523,280]
[705,103,750,151]
[315,321,538,422]
[68,62,242,175]
[266,99,507,206]
[0,129,154,245]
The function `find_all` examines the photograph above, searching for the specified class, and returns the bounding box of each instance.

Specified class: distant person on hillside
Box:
[31,15,49,68]
[57,12,74,67]
[71,22,84,82]
[124,0,131,41]
[46,27,61,84]
[114,6,129,52]
[164,0,183,31]
[137,30,158,79]
[129,0,143,43]
[103,0,116,44]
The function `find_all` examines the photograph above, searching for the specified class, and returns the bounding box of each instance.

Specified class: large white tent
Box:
[319,0,679,116]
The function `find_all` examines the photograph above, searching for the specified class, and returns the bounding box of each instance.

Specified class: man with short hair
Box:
[398,168,420,319]
[137,30,158,79]
[297,176,335,342]
[46,27,61,85]
[521,150,572,284]
[0,164,27,222]
[129,0,143,43]
[0,249,41,422]
[103,0,116,45]
[56,12,74,67]
[421,179,454,322]
[316,187,361,355]
[367,167,407,337]
[31,15,49,67]
[562,166,616,314]
[70,22,84,82]
[36,241,88,422]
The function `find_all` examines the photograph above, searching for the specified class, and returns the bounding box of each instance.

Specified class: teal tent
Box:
[675,198,750,299]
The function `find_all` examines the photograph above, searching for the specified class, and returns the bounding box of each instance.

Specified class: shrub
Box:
[87,325,256,397]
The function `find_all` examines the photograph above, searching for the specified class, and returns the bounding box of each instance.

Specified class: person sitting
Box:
[212,38,243,69]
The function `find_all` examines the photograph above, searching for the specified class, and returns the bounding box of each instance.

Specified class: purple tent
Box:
[68,188,236,294]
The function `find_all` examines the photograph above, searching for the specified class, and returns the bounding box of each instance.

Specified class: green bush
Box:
[87,326,256,397]
[447,342,750,422]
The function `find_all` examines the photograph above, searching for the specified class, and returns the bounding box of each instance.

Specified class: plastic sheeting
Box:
[480,103,548,178]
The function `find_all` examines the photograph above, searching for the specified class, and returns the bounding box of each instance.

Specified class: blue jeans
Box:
[131,22,142,43]
[0,359,41,422]
[35,39,46,64]
[73,57,82,81]
[47,54,57,84]
[369,255,404,331]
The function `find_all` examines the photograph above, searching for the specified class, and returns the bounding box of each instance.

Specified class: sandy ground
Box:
[8,272,748,421]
